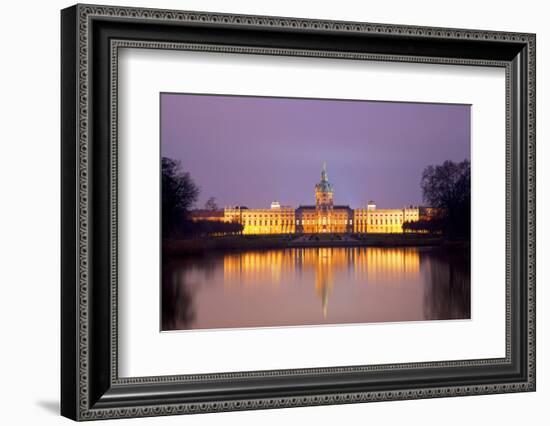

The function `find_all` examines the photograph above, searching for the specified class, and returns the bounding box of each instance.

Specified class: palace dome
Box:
[315,162,333,193]
[316,180,333,192]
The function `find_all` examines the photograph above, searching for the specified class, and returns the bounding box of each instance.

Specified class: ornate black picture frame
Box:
[61,4,536,421]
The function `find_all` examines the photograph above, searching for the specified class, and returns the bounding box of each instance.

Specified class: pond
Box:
[162,246,470,331]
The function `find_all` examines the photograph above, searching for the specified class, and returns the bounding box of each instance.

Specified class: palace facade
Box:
[196,163,423,235]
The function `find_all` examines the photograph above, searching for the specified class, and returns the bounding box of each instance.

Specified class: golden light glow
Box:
[222,164,422,235]
[222,247,420,315]
[224,207,296,235]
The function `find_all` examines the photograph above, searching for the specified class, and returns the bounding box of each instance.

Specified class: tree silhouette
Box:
[204,197,218,211]
[420,159,470,239]
[162,157,199,238]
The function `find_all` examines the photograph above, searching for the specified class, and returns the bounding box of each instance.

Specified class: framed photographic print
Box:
[61,4,536,421]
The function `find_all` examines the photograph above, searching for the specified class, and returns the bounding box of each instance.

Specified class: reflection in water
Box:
[162,247,470,331]
[422,250,471,320]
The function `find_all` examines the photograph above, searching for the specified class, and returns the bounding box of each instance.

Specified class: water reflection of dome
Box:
[315,248,334,318]
[221,247,421,317]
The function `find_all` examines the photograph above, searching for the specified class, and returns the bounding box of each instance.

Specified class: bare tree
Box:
[420,159,470,239]
[162,157,199,238]
[204,197,218,211]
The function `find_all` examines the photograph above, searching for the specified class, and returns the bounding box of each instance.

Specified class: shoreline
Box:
[163,234,467,256]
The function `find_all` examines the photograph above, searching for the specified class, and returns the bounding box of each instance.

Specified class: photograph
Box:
[160,93,471,331]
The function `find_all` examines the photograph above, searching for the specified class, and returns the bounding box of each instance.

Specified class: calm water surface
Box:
[162,247,470,331]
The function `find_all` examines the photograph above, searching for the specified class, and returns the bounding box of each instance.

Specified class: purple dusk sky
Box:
[161,93,470,209]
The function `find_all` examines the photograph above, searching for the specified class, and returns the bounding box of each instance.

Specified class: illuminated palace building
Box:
[206,163,421,235]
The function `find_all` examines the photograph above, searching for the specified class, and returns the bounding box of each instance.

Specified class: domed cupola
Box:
[315,162,334,208]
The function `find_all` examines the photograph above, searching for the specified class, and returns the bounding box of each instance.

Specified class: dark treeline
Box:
[183,220,243,237]
[162,157,243,238]
[162,157,199,238]
[404,159,470,240]
[403,217,445,234]
[163,156,470,241]
[162,157,198,238]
